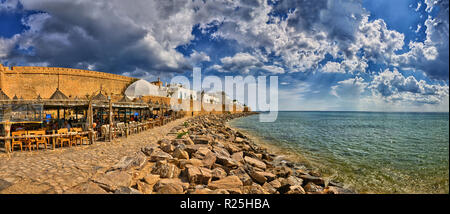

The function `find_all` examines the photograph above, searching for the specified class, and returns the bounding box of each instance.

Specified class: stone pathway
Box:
[0,117,188,194]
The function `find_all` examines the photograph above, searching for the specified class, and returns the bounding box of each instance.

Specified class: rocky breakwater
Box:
[73,112,355,194]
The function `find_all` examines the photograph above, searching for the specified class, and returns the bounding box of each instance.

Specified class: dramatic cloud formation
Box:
[0,0,448,111]
[369,68,449,105]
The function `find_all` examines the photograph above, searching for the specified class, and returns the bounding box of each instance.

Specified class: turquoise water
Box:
[229,111,449,194]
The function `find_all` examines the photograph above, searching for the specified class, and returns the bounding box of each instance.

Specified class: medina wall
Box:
[0,64,137,99]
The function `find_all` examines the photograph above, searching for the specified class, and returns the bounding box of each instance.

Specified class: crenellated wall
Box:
[0,64,137,99]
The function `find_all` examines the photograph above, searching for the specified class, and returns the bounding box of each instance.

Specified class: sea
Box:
[229,111,449,194]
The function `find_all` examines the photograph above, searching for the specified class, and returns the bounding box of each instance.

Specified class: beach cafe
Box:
[0,87,184,154]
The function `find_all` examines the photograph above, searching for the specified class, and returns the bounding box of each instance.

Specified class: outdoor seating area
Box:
[0,86,186,154]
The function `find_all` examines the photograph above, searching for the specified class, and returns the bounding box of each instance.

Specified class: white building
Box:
[199,92,220,104]
[125,79,162,99]
[167,83,198,100]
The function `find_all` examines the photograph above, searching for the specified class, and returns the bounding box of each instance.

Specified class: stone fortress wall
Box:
[0,64,250,114]
[0,64,137,99]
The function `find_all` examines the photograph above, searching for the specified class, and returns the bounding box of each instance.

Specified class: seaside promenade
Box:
[0,117,188,193]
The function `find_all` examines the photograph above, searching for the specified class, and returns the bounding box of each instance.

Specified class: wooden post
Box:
[4,121,11,153]
[88,100,94,145]
[108,97,113,142]
[52,130,56,150]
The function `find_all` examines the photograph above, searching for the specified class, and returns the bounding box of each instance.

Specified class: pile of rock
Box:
[72,113,355,194]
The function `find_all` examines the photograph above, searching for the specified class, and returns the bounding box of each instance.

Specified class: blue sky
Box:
[1,0,448,111]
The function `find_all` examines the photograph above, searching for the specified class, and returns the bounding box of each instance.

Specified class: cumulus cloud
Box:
[369,69,449,105]
[3,0,195,75]
[211,52,263,73]
[331,76,368,98]
[393,0,449,80]
[188,50,211,65]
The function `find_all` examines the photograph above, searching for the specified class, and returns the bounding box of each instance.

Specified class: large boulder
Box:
[244,156,266,170]
[249,170,276,185]
[213,146,231,157]
[278,176,304,194]
[109,152,147,171]
[141,144,159,156]
[153,179,186,194]
[243,183,269,194]
[178,158,204,169]
[231,151,244,164]
[151,161,181,179]
[91,171,132,192]
[161,142,176,153]
[173,148,190,160]
[211,168,227,181]
[208,175,243,191]
[191,135,212,144]
[114,186,142,194]
[271,166,293,178]
[64,181,109,194]
[262,182,277,194]
[286,186,306,194]
[228,168,253,186]
[185,144,212,156]
[186,166,212,185]
[143,174,161,186]
[149,150,173,162]
[201,151,217,168]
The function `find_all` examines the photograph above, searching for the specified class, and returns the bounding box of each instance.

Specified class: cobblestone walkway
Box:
[0,117,188,194]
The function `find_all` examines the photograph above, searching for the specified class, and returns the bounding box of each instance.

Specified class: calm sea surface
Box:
[229,111,449,193]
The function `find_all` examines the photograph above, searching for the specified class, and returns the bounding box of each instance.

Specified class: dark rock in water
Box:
[298,174,326,186]
[304,182,324,194]
[114,186,142,194]
[325,186,356,194]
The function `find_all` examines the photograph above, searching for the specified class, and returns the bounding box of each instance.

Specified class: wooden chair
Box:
[72,128,88,146]
[11,131,26,152]
[56,128,72,148]
[29,130,47,150]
